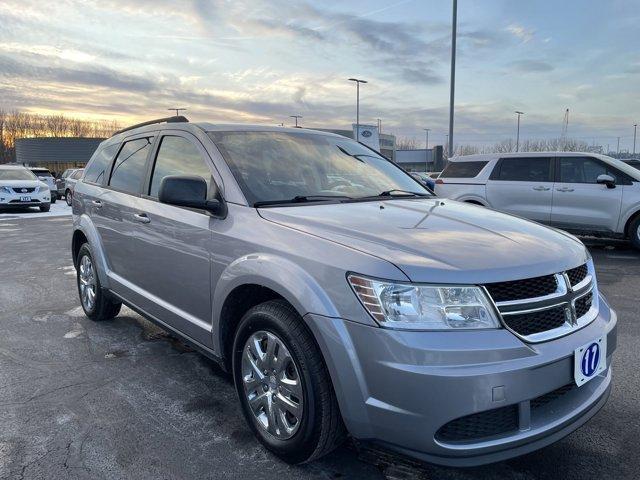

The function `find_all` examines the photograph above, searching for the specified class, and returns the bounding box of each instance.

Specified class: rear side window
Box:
[71,169,84,179]
[149,136,213,198]
[492,157,552,182]
[440,161,488,178]
[84,144,119,185]
[109,138,153,194]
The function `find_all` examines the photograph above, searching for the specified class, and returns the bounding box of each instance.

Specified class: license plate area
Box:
[574,336,607,386]
[20,196,31,202]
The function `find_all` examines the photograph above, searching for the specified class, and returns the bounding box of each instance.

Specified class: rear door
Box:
[551,156,624,232]
[485,156,554,223]
[93,134,155,296]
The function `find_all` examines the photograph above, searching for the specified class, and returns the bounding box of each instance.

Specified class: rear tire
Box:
[232,300,346,463]
[66,190,72,206]
[76,244,121,321]
[51,193,57,204]
[629,215,640,250]
[39,203,50,212]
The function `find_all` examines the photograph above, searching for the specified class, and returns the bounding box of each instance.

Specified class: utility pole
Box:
[515,111,524,152]
[448,0,457,157]
[617,136,621,153]
[377,118,382,133]
[348,78,367,142]
[289,115,302,127]
[634,124,638,155]
[168,107,187,117]
[423,128,430,169]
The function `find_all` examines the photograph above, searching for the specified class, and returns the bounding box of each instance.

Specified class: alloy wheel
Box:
[241,330,304,440]
[78,255,96,311]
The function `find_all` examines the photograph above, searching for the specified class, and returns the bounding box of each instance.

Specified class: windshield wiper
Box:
[254,195,353,207]
[376,189,430,197]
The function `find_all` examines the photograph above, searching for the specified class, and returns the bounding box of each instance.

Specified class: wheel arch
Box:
[212,253,341,368]
[72,215,110,287]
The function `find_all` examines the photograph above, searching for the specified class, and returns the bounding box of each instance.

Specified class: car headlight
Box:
[0,186,11,194]
[40,185,49,192]
[348,274,501,330]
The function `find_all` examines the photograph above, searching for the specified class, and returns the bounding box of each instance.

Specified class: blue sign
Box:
[581,342,600,377]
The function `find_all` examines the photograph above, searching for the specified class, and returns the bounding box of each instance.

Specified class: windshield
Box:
[32,170,53,178]
[0,168,37,181]
[208,131,429,205]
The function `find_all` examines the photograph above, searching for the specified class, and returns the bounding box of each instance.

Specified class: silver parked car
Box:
[29,167,58,203]
[72,118,616,466]
[434,152,640,248]
[64,168,84,206]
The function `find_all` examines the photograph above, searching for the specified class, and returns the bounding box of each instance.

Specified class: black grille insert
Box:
[575,292,593,319]
[503,305,567,336]
[11,187,36,193]
[485,275,557,303]
[436,404,518,442]
[567,264,588,287]
[531,383,575,410]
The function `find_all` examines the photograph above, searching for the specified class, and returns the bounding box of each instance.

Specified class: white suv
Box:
[435,152,640,248]
[0,165,51,212]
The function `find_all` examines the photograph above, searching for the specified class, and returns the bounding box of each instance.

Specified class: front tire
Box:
[629,215,640,250]
[76,244,121,321]
[232,300,345,463]
[65,190,72,206]
[39,203,50,212]
[51,193,57,204]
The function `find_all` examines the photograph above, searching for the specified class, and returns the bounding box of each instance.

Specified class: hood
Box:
[258,198,589,284]
[0,180,47,189]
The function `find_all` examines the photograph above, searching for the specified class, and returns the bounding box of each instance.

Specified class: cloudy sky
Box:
[1,0,638,149]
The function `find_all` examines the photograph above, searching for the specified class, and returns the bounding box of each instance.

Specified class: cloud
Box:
[509,59,554,72]
[506,23,535,43]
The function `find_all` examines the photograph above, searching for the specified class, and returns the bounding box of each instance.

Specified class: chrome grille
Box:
[486,263,596,342]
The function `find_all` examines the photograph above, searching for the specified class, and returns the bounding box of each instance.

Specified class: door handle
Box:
[91,200,103,208]
[532,186,550,191]
[132,213,150,224]
[556,187,575,192]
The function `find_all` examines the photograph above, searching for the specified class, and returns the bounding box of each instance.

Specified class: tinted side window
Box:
[149,136,212,198]
[440,161,488,178]
[559,157,622,184]
[84,144,118,185]
[495,157,552,182]
[109,138,153,194]
[72,169,84,179]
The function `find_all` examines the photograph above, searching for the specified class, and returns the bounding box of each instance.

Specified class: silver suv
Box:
[435,152,640,248]
[72,118,616,466]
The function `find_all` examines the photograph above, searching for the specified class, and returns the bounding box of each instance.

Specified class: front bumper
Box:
[304,294,617,467]
[0,191,50,208]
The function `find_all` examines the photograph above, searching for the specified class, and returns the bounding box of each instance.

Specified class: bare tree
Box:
[396,137,419,150]
[0,109,121,163]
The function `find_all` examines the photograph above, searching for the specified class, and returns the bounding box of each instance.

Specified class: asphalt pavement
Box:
[0,213,638,479]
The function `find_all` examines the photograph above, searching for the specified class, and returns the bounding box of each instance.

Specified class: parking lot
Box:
[0,210,638,480]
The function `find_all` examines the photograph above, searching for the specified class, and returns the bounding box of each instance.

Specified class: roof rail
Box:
[113,115,189,136]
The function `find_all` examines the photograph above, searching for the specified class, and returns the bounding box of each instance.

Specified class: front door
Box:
[130,133,216,346]
[551,156,623,232]
[485,156,554,223]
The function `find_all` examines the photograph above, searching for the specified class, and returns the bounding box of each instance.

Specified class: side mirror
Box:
[596,174,616,189]
[158,175,224,215]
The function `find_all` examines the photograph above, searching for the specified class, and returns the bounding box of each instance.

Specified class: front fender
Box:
[211,253,341,354]
[618,203,640,233]
[74,213,110,288]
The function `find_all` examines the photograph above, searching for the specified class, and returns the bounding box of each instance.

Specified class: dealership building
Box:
[15,137,104,175]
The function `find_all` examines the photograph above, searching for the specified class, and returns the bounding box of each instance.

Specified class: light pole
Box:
[448,0,457,157]
[423,128,430,169]
[617,136,621,154]
[515,111,524,152]
[634,124,638,155]
[348,78,367,141]
[168,107,187,117]
[289,115,302,127]
[445,134,449,158]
